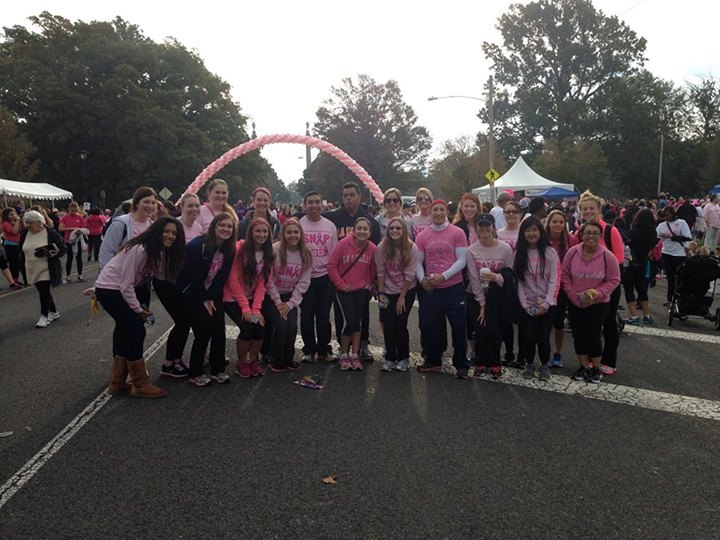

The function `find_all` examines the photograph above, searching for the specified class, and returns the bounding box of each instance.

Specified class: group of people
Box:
[6,178,713,398]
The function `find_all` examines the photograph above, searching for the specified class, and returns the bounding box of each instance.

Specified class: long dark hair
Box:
[204,212,237,258]
[122,216,185,280]
[240,218,274,289]
[514,216,550,282]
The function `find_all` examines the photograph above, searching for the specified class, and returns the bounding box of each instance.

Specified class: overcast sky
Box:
[3,0,719,190]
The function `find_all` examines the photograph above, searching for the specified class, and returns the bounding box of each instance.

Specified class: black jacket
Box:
[325,205,381,245]
[19,226,66,287]
[175,236,234,303]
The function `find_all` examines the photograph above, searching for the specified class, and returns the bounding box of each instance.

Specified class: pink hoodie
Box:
[561,244,621,308]
[517,247,561,311]
[327,234,376,292]
[222,240,268,316]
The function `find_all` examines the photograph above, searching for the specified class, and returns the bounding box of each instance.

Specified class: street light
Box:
[428,76,496,202]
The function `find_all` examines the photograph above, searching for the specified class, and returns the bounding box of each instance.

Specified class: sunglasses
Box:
[385,198,400,204]
[416,196,431,202]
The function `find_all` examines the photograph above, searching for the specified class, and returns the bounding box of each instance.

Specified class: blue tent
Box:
[532,186,579,199]
[708,184,720,195]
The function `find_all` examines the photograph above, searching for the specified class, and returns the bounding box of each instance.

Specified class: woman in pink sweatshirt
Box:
[561,221,621,384]
[327,217,377,371]
[514,216,560,381]
[266,218,312,373]
[375,217,418,373]
[223,218,274,378]
[95,216,185,398]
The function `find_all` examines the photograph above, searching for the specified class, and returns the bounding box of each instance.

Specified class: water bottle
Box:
[141,304,155,325]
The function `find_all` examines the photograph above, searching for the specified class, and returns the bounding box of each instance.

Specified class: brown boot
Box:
[126,358,167,398]
[107,356,131,395]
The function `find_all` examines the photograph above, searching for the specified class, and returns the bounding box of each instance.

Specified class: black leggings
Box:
[4,244,21,282]
[65,242,83,277]
[336,290,369,336]
[188,299,226,377]
[264,294,299,366]
[153,278,190,362]
[95,287,146,359]
[379,288,416,362]
[34,281,57,316]
[568,302,609,358]
[519,307,556,365]
[623,263,649,303]
[87,235,102,261]
[662,254,687,302]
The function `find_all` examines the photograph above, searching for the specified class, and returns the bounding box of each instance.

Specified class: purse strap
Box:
[340,241,369,278]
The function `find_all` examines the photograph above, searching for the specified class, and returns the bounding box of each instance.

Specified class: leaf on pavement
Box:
[322,475,337,485]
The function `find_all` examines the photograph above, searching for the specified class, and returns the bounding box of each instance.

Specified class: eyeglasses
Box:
[385,198,400,204]
[583,231,601,237]
[416,196,431,202]
[388,226,402,231]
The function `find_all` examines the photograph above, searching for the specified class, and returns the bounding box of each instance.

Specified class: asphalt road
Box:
[1,267,719,539]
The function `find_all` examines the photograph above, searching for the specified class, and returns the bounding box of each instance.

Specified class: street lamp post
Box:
[428,75,496,202]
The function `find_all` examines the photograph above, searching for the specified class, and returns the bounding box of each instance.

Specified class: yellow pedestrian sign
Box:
[485,169,500,183]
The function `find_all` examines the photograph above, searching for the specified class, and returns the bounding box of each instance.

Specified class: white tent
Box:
[0,179,73,202]
[472,156,575,200]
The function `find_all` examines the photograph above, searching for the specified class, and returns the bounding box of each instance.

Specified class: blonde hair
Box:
[579,189,602,209]
[416,187,433,201]
[204,178,238,223]
[180,192,200,207]
[381,217,412,270]
[278,218,311,271]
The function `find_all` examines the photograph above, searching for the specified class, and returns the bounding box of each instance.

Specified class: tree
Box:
[532,138,608,194]
[687,76,720,143]
[0,105,38,179]
[307,74,432,202]
[0,12,274,206]
[482,0,646,158]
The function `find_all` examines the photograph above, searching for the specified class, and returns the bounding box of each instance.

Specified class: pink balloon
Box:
[183,134,384,204]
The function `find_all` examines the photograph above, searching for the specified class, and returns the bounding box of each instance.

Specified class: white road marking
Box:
[0,327,173,510]
[623,324,720,345]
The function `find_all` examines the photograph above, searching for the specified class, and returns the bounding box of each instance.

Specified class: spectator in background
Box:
[702,194,720,249]
[490,191,512,230]
[84,208,106,262]
[2,207,23,288]
[59,201,87,283]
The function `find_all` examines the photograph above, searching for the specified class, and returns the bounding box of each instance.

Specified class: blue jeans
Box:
[419,282,467,369]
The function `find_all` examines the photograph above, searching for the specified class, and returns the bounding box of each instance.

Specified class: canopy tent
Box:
[532,186,579,199]
[0,179,73,202]
[472,156,575,200]
[708,184,720,195]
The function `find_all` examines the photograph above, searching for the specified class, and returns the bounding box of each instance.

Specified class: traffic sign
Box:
[158,187,173,201]
[485,169,500,183]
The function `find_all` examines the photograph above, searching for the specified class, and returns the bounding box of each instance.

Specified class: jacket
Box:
[19,226,66,287]
[176,236,234,303]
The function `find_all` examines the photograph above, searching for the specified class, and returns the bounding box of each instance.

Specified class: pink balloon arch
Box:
[183,134,384,204]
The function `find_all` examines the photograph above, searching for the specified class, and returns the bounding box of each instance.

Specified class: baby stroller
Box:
[667,255,720,328]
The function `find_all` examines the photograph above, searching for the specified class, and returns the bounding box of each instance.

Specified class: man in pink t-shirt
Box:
[415,199,469,378]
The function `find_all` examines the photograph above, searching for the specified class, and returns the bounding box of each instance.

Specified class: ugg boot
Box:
[126,358,167,398]
[107,356,131,395]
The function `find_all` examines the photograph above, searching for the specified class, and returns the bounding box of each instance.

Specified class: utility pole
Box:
[488,76,495,204]
[657,133,664,195]
[305,121,311,178]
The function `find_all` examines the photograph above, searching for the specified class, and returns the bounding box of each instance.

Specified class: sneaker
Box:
[61,278,69,285]
[572,366,589,381]
[523,364,535,379]
[187,374,211,387]
[210,372,230,384]
[643,315,655,325]
[35,315,50,328]
[359,345,374,362]
[548,353,563,368]
[324,352,337,363]
[234,362,253,378]
[351,356,363,371]
[417,361,442,372]
[161,362,189,378]
[626,316,640,326]
[538,365,551,381]
[269,362,287,373]
[381,360,397,372]
[339,356,352,371]
[588,367,603,383]
[513,359,526,370]
[76,275,86,282]
[47,311,60,323]
[599,364,616,376]
[564,320,572,333]
[286,361,300,371]
[455,368,469,380]
[489,366,502,380]
[301,353,315,363]
[395,359,409,372]
[250,361,265,376]
[473,365,486,377]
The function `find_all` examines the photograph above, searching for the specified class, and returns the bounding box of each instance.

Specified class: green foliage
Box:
[306,74,432,202]
[0,12,274,206]
[0,105,38,179]
[532,139,608,194]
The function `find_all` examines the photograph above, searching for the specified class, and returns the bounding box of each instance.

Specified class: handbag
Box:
[34,242,62,259]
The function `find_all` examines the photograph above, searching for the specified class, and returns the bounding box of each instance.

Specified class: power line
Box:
[619,0,650,17]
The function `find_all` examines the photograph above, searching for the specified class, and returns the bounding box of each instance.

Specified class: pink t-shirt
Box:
[197,204,217,234]
[130,217,151,239]
[268,244,312,309]
[300,215,338,278]
[85,214,106,236]
[205,252,224,290]
[374,241,418,295]
[466,240,514,305]
[411,213,432,239]
[496,227,519,251]
[182,220,204,244]
[2,220,20,243]
[415,224,468,289]
[60,213,85,243]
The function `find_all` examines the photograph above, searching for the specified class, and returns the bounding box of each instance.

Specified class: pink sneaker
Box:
[250,361,265,377]
[234,362,253,378]
[599,364,616,376]
[351,356,363,371]
[339,356,351,371]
